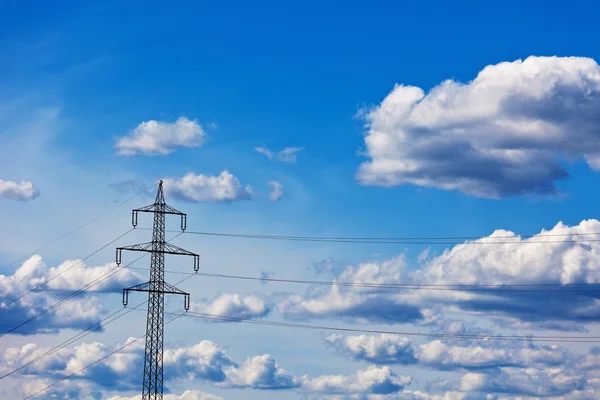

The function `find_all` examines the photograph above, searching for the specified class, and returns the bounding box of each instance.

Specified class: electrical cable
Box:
[0,232,182,339]
[0,187,151,276]
[0,229,134,312]
[170,229,600,245]
[0,273,195,382]
[165,310,600,343]
[20,310,186,400]
[125,266,600,291]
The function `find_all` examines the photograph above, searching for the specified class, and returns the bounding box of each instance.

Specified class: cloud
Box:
[0,255,140,335]
[324,332,567,371]
[255,147,303,163]
[225,354,300,390]
[115,116,206,156]
[162,171,253,203]
[5,337,415,398]
[268,181,285,201]
[323,334,417,365]
[109,177,150,197]
[302,365,411,396]
[357,56,600,198]
[191,293,272,320]
[459,368,585,397]
[0,179,39,201]
[108,391,224,400]
[278,255,422,324]
[279,219,600,330]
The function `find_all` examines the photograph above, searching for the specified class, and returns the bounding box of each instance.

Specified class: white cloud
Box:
[268,181,285,201]
[459,368,585,397]
[5,337,416,398]
[162,171,253,202]
[323,333,566,371]
[115,116,206,156]
[0,255,139,335]
[191,293,271,320]
[255,147,303,163]
[108,391,224,400]
[302,365,411,396]
[324,334,416,364]
[0,179,39,201]
[278,219,600,329]
[358,56,600,198]
[224,354,300,389]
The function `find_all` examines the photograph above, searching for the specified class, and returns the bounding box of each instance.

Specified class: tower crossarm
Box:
[116,242,199,271]
[123,281,191,311]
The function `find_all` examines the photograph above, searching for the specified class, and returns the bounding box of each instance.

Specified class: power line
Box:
[0,273,195,382]
[0,229,134,312]
[167,229,600,245]
[0,187,150,276]
[0,232,183,339]
[126,266,600,291]
[164,310,600,343]
[20,311,186,400]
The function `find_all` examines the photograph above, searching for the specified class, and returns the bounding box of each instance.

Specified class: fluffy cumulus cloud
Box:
[4,337,413,398]
[0,255,140,335]
[324,333,567,371]
[115,116,206,156]
[324,334,417,365]
[225,354,300,390]
[190,293,272,320]
[108,391,224,400]
[278,255,422,324]
[302,365,411,396]
[459,368,586,397]
[0,179,39,201]
[278,219,600,330]
[255,146,303,163]
[268,180,285,201]
[358,56,600,198]
[162,171,253,202]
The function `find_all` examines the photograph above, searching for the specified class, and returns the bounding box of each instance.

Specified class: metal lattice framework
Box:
[116,180,199,400]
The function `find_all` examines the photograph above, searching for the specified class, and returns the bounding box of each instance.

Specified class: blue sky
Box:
[2,1,600,399]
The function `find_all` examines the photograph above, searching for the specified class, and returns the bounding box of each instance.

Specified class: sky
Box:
[2,0,600,399]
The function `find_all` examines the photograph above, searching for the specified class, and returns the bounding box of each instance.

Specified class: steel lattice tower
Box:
[116,180,199,400]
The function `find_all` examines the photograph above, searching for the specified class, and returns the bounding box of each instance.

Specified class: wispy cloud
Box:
[268,181,285,201]
[254,147,303,163]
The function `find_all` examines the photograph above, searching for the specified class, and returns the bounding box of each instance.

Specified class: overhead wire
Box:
[0,229,134,312]
[0,187,151,276]
[0,273,196,382]
[20,310,187,400]
[125,266,600,291]
[166,310,600,343]
[161,229,600,245]
[0,232,182,339]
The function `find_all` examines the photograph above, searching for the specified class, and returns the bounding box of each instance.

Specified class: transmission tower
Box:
[116,180,199,400]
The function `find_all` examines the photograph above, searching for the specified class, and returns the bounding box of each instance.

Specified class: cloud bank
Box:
[358,56,600,198]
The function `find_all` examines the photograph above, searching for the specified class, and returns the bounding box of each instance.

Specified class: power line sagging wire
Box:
[163,310,600,344]
[0,273,196,383]
[0,232,183,339]
[20,310,187,400]
[0,186,151,276]
[0,229,135,312]
[125,266,600,291]
[166,229,600,245]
